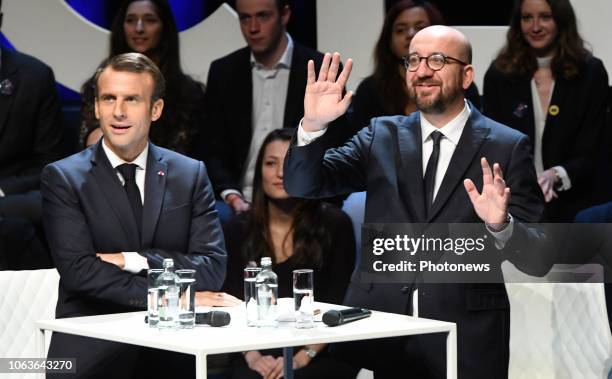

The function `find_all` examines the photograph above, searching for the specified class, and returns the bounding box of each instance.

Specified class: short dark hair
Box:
[94,52,166,102]
[234,0,290,13]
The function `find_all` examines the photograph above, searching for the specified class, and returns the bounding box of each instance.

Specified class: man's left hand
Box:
[464,157,510,225]
[96,253,125,269]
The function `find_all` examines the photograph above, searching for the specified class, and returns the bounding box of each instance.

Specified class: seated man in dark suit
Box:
[196,0,353,214]
[42,53,226,379]
[284,26,545,378]
[0,0,63,268]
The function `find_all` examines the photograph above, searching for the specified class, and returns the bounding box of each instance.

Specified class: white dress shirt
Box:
[221,33,294,202]
[101,140,149,273]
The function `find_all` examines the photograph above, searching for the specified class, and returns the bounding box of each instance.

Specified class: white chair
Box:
[0,269,59,379]
[504,262,612,378]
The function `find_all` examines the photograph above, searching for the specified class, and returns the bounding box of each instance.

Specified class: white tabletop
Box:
[36,299,455,357]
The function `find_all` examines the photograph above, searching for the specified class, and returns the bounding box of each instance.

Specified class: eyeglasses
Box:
[403,53,468,72]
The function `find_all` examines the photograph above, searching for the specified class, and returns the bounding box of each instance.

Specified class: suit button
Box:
[400,285,410,294]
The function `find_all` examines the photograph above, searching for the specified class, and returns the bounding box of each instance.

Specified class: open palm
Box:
[464,157,510,225]
[303,52,353,132]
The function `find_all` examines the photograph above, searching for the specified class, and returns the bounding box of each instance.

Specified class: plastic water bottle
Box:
[256,257,278,327]
[156,258,180,330]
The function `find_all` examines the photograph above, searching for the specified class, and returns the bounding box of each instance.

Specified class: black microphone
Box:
[322,307,372,327]
[195,311,231,327]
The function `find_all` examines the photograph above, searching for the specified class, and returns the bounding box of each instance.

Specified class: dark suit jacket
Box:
[483,57,609,221]
[41,142,227,319]
[196,42,354,197]
[0,48,63,195]
[284,105,545,378]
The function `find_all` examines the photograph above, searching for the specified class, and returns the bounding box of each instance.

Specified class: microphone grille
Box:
[210,311,231,327]
[322,310,342,326]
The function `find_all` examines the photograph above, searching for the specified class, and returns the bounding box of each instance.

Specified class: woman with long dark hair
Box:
[81,0,205,155]
[350,0,481,131]
[222,128,357,379]
[483,0,608,221]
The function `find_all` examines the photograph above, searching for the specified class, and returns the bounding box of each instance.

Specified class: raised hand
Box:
[464,157,510,225]
[303,52,353,132]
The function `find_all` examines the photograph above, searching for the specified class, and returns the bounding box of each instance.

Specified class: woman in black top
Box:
[222,129,358,379]
[350,0,481,131]
[81,0,205,156]
[483,0,608,221]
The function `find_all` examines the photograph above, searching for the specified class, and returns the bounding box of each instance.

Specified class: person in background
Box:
[0,0,63,269]
[222,128,358,379]
[195,0,353,215]
[80,0,205,156]
[483,0,608,221]
[349,0,481,131]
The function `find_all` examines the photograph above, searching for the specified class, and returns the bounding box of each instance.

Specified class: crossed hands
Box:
[463,157,510,225]
[538,168,559,203]
[302,52,353,132]
[245,350,312,379]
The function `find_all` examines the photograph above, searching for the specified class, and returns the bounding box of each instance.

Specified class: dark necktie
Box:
[117,164,143,236]
[423,131,443,215]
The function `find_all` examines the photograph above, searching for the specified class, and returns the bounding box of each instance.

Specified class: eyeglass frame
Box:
[402,52,468,72]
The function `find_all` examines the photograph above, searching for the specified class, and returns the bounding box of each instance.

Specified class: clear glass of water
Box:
[244,267,261,326]
[147,269,164,328]
[176,269,196,329]
[293,269,314,329]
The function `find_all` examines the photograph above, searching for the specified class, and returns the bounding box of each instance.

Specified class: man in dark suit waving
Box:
[284,26,545,378]
[42,53,226,378]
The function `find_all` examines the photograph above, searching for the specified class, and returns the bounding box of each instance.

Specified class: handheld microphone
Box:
[195,311,231,327]
[144,310,231,327]
[322,307,372,327]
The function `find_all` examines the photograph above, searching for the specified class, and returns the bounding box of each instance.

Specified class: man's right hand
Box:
[302,52,353,132]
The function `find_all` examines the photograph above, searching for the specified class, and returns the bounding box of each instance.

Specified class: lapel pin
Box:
[548,105,559,116]
[0,78,15,96]
[157,171,165,176]
[513,103,528,118]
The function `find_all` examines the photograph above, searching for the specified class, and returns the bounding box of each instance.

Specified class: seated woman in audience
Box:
[222,128,358,379]
[350,0,481,131]
[80,0,205,156]
[483,0,609,222]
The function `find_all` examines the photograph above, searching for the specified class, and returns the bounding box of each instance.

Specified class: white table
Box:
[37,300,457,378]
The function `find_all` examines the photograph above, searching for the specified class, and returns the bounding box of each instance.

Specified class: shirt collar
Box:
[421,100,472,145]
[101,138,149,170]
[250,32,293,69]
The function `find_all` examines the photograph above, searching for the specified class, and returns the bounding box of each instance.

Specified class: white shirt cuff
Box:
[0,188,4,197]
[552,166,571,191]
[221,189,242,203]
[486,214,514,250]
[122,252,149,273]
[297,119,327,146]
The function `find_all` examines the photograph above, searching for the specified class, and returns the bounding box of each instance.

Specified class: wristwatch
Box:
[303,347,317,359]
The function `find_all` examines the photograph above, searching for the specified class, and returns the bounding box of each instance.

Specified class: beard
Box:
[409,77,464,114]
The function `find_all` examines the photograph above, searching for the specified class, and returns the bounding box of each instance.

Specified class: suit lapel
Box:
[542,76,568,145]
[283,44,305,128]
[0,50,20,140]
[142,144,167,248]
[428,109,489,221]
[397,114,427,222]
[90,142,140,248]
[238,49,253,138]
